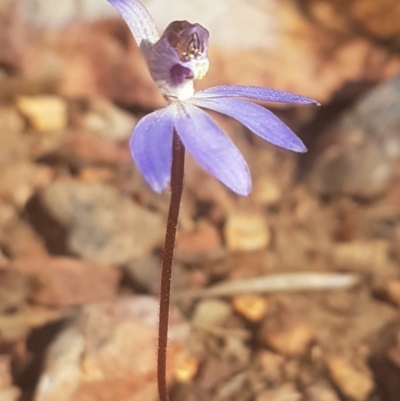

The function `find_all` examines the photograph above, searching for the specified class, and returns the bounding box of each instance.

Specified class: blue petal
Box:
[174,103,251,196]
[191,97,307,153]
[108,0,160,46]
[130,107,174,193]
[193,85,318,105]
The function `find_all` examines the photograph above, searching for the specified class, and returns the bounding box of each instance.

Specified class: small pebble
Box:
[327,357,374,401]
[260,321,316,357]
[224,211,270,252]
[175,219,225,264]
[192,299,233,329]
[331,240,389,273]
[78,97,137,141]
[232,295,268,322]
[173,353,200,383]
[252,178,282,206]
[16,95,68,132]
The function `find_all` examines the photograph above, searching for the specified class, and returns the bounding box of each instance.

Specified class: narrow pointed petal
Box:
[108,0,160,46]
[174,104,251,196]
[194,85,318,105]
[192,97,307,152]
[130,107,174,193]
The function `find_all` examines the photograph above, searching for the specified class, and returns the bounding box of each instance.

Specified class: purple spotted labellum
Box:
[108,0,318,196]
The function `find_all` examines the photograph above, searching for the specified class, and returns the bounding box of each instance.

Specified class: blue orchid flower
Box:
[108,0,318,196]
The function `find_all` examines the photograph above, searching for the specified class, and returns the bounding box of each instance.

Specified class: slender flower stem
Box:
[158,132,185,401]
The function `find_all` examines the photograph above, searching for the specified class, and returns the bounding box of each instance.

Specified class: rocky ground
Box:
[1,1,400,401]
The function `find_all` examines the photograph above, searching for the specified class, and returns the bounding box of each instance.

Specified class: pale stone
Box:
[331,240,389,273]
[251,178,283,207]
[16,95,68,132]
[327,357,374,401]
[192,299,233,329]
[224,211,270,252]
[77,97,137,141]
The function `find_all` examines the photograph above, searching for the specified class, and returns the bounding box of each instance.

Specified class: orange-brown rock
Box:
[34,297,188,401]
[176,219,225,264]
[10,256,120,307]
[259,320,316,357]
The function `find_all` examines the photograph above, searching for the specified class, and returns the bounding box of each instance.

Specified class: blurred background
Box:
[1,0,400,400]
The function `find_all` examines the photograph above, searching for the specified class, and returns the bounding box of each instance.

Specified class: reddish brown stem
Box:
[158,132,185,401]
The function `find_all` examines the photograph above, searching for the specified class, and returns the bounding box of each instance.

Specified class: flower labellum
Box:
[145,19,210,99]
[163,21,210,80]
[108,0,318,196]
